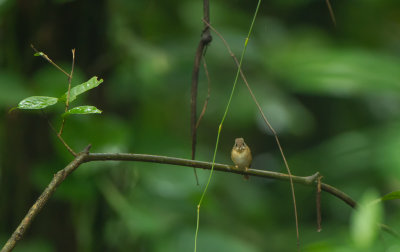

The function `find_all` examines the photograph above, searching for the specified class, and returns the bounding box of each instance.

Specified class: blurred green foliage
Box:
[1,0,400,251]
[350,190,383,249]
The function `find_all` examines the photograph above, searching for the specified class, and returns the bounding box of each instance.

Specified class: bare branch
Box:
[84,152,356,208]
[0,145,90,252]
[0,148,363,252]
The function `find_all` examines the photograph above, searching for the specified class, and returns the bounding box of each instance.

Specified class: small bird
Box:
[231,137,252,180]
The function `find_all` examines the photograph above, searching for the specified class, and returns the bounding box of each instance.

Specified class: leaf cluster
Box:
[11,76,103,117]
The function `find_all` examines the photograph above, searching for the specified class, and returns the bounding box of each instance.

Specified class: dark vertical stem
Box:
[325,0,336,26]
[316,176,322,232]
[190,0,212,185]
[196,59,211,130]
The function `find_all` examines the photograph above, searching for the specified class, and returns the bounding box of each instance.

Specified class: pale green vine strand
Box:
[194,1,262,251]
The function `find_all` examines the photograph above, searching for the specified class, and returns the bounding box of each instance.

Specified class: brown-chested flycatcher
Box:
[231,137,252,180]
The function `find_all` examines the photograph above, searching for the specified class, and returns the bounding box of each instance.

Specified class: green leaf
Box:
[16,96,58,110]
[350,189,383,249]
[60,76,103,103]
[369,190,400,205]
[34,52,44,56]
[62,105,102,117]
[381,191,400,202]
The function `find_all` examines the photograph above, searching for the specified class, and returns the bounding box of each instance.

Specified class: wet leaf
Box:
[62,105,102,117]
[60,76,103,103]
[16,96,58,110]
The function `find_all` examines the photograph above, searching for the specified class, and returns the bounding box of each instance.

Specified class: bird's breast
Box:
[231,149,251,169]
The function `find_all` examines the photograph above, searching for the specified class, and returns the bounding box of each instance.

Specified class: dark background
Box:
[1,0,400,251]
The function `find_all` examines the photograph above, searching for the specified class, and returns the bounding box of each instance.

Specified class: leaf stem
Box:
[30,44,71,78]
[59,49,75,136]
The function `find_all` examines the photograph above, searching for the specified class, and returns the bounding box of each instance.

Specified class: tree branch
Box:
[84,152,356,208]
[1,150,358,252]
[0,145,91,252]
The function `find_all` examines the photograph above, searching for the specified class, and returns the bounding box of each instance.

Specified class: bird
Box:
[231,137,252,180]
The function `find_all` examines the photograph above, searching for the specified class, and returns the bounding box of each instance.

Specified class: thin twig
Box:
[30,44,71,78]
[190,0,212,185]
[0,145,90,252]
[196,58,211,130]
[379,224,400,239]
[325,0,337,27]
[40,110,77,156]
[59,49,76,136]
[203,20,301,250]
[32,47,77,156]
[55,133,77,157]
